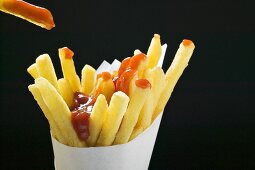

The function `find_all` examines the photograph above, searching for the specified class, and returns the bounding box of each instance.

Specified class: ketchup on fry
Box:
[2,0,55,30]
[97,72,112,81]
[71,92,95,141]
[115,53,147,95]
[71,53,149,141]
[135,79,151,89]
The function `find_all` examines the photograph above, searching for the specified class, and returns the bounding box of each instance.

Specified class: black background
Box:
[0,0,254,169]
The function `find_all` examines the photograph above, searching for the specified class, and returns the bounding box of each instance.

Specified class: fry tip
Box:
[182,39,193,46]
[154,34,160,39]
[59,47,74,59]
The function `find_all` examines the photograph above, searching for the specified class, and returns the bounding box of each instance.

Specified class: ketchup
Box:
[70,53,150,141]
[60,47,74,59]
[135,79,151,89]
[182,39,193,46]
[71,92,95,141]
[115,53,147,95]
[97,72,112,81]
[2,0,55,30]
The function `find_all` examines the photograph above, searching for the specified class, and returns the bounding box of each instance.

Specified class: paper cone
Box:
[52,112,163,170]
[52,44,167,170]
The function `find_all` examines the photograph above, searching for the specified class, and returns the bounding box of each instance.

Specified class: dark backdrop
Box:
[0,0,254,169]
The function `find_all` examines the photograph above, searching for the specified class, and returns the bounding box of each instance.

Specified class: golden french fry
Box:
[58,47,81,92]
[58,78,74,107]
[35,77,86,147]
[28,84,66,144]
[81,65,96,95]
[132,67,165,138]
[35,54,59,91]
[0,0,55,30]
[129,126,143,141]
[27,63,39,79]
[101,79,115,103]
[146,34,162,69]
[114,85,150,144]
[96,91,129,146]
[154,40,195,118]
[137,57,147,79]
[148,67,166,121]
[93,77,115,103]
[87,94,108,146]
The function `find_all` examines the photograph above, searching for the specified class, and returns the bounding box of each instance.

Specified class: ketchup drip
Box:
[71,53,150,140]
[71,92,95,141]
[182,39,193,46]
[60,47,74,59]
[97,72,112,81]
[115,53,147,95]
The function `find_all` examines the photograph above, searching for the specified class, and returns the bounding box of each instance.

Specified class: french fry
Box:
[27,63,39,79]
[87,94,108,146]
[147,67,166,122]
[137,55,147,79]
[35,77,86,147]
[35,54,59,91]
[57,78,74,107]
[132,67,165,139]
[146,34,162,69]
[96,91,129,146]
[114,84,150,144]
[0,0,55,30]
[92,76,115,103]
[100,79,115,103]
[81,65,96,95]
[129,126,143,141]
[58,47,81,92]
[28,84,66,144]
[153,39,195,119]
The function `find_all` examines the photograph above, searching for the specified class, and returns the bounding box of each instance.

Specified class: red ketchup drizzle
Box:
[97,72,112,81]
[135,79,151,89]
[59,47,74,59]
[71,92,95,141]
[182,39,193,46]
[115,53,147,95]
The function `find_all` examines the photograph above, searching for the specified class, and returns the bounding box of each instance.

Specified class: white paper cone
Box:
[52,44,168,170]
[52,112,163,170]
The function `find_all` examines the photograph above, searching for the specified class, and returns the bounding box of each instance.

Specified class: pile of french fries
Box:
[27,34,195,147]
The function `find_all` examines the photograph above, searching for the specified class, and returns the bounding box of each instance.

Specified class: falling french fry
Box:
[0,0,55,30]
